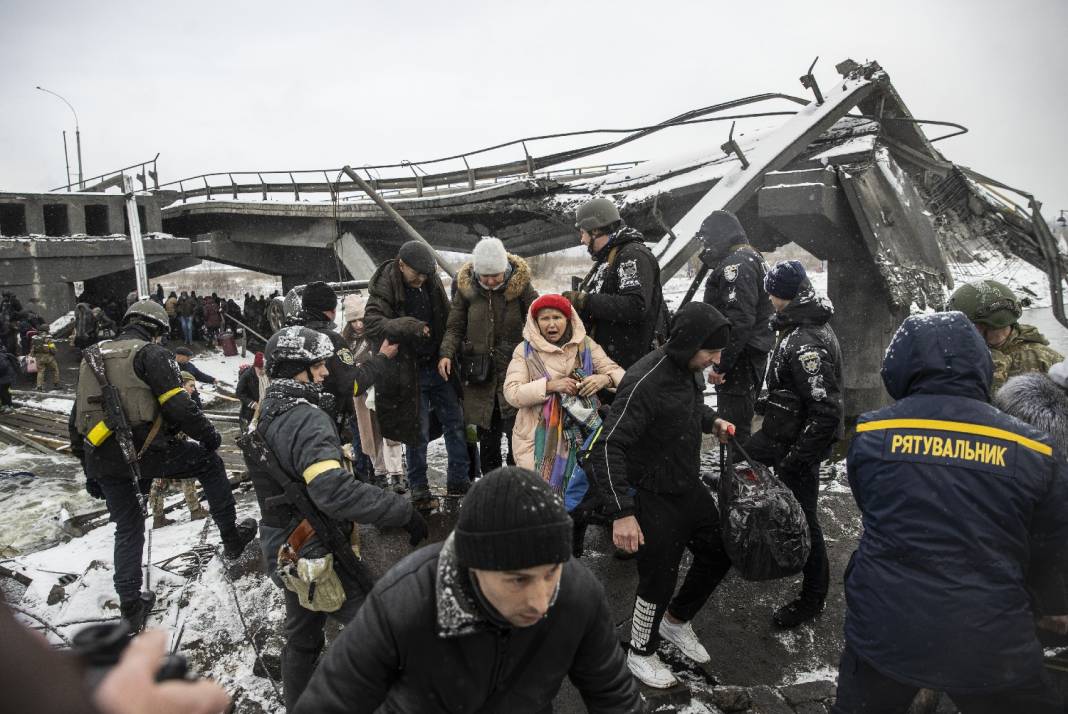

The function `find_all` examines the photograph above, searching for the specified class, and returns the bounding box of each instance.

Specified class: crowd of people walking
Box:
[7,195,1066,714]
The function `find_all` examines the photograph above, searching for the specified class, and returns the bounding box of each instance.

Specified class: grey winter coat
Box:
[994,368,1068,454]
[294,535,642,714]
[439,255,537,428]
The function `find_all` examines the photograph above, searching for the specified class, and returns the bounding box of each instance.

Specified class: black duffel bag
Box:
[717,439,810,581]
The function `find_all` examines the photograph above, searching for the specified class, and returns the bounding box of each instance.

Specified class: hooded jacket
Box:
[293,536,641,714]
[763,280,843,466]
[440,255,538,428]
[503,309,624,470]
[577,227,665,370]
[582,302,727,518]
[845,312,1068,692]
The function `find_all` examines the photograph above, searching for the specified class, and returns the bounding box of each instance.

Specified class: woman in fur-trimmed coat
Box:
[438,239,538,474]
[994,360,1068,453]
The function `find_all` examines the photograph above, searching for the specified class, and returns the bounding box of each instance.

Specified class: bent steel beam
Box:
[654,62,885,283]
[341,165,458,279]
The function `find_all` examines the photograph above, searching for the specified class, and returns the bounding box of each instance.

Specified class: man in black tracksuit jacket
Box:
[746,261,843,628]
[564,197,665,373]
[583,301,735,689]
[835,312,1068,713]
[250,325,427,710]
[293,468,642,714]
[698,210,774,445]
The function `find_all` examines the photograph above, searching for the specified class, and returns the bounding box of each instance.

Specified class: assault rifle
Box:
[237,430,373,592]
[83,344,152,589]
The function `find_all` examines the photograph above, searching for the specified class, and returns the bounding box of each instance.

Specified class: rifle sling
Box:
[244,432,373,591]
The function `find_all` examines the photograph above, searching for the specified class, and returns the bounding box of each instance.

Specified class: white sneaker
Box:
[658,617,710,663]
[627,650,677,689]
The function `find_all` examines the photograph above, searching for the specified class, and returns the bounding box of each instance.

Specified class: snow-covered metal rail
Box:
[654,62,883,281]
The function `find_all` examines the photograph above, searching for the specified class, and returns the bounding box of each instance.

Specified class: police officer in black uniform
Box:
[745,261,843,628]
[290,281,368,429]
[698,210,774,446]
[251,325,427,709]
[563,197,666,373]
[70,299,256,632]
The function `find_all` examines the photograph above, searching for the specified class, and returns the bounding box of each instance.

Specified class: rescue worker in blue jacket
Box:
[834,311,1068,714]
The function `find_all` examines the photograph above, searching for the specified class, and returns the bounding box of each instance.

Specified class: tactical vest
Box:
[75,339,161,442]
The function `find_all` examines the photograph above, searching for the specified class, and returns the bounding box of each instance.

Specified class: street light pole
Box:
[35,85,83,189]
[61,130,71,192]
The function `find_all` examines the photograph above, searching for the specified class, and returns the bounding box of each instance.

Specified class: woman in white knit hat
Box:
[343,292,406,493]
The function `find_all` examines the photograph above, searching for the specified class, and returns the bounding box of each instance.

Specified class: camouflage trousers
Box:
[34,354,59,388]
[149,478,202,517]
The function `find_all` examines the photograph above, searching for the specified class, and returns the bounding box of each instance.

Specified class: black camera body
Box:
[72,621,190,691]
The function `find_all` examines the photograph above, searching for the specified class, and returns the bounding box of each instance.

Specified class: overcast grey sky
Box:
[1,0,1065,219]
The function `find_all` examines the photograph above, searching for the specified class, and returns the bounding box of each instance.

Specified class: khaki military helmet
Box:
[123,298,170,336]
[574,197,621,232]
[948,280,1023,329]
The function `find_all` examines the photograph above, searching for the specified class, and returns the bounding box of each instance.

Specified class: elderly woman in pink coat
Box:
[504,294,624,494]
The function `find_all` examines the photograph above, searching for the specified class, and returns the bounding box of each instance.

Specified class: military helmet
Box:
[948,280,1023,329]
[264,325,334,378]
[123,298,170,335]
[574,197,622,232]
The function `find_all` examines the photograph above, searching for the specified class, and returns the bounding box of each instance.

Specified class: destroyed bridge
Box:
[1,58,1063,417]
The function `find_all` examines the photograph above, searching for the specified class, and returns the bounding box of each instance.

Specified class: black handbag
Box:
[461,353,494,385]
[757,389,804,443]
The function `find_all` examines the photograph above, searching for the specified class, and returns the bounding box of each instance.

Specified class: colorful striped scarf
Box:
[526,339,602,493]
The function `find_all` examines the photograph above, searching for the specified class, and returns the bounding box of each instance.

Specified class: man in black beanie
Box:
[583,301,736,689]
[294,467,643,714]
[746,259,843,628]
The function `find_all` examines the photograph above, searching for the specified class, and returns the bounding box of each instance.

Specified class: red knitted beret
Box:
[529,294,572,319]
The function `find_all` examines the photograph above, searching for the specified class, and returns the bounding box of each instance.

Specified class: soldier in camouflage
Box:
[30,324,60,391]
[148,371,209,528]
[948,280,1063,393]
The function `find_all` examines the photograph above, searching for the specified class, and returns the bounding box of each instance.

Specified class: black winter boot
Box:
[119,591,156,634]
[221,518,257,559]
[772,595,825,628]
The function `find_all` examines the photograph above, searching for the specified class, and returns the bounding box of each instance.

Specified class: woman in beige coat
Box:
[504,294,625,487]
